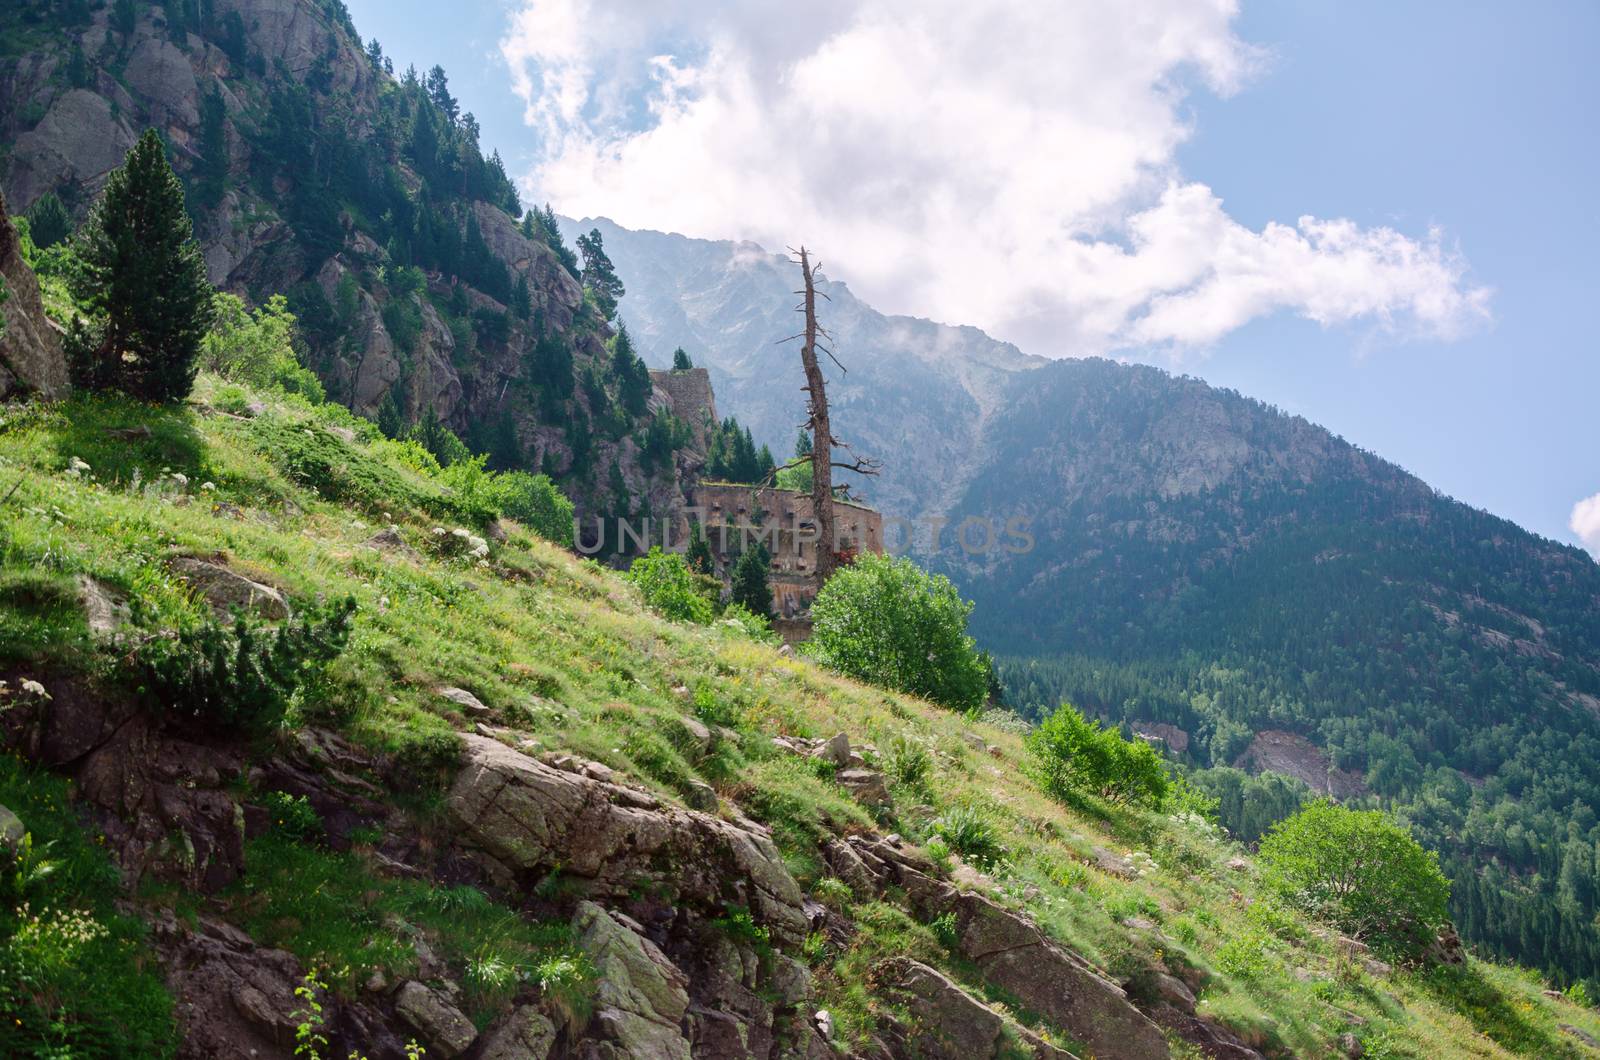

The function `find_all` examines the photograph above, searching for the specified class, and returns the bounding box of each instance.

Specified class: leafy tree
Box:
[200,293,321,400]
[69,130,215,402]
[806,554,990,711]
[1026,703,1168,807]
[576,228,624,320]
[730,543,773,617]
[776,431,814,492]
[625,547,717,624]
[1259,800,1451,958]
[491,471,574,546]
[672,347,693,371]
[25,192,71,250]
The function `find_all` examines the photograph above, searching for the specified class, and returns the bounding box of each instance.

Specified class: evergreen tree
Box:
[672,347,693,371]
[686,522,714,575]
[730,543,773,617]
[613,322,651,416]
[70,130,214,402]
[576,228,624,320]
[26,192,71,250]
[196,86,229,208]
[511,274,532,320]
[375,392,404,439]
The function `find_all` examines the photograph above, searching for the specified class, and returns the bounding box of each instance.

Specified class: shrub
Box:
[1257,800,1450,958]
[492,470,574,546]
[625,548,717,624]
[930,804,1006,870]
[805,554,990,711]
[201,293,323,402]
[132,596,356,734]
[1026,703,1169,807]
[260,791,322,841]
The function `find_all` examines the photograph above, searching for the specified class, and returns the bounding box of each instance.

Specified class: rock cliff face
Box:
[0,0,690,523]
[0,189,67,400]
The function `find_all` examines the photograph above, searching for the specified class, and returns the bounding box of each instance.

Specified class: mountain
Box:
[560,216,1043,520]
[4,355,1600,1057]
[0,0,688,522]
[578,218,1600,988]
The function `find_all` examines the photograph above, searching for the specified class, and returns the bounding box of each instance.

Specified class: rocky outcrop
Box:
[874,958,1076,1060]
[840,835,1171,1060]
[393,981,477,1059]
[447,734,809,946]
[1235,730,1367,800]
[576,901,693,1060]
[152,914,307,1060]
[0,189,68,401]
[6,88,137,207]
[476,1005,559,1060]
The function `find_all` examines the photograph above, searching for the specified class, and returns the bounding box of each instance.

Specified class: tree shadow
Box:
[1416,962,1569,1056]
[45,393,208,485]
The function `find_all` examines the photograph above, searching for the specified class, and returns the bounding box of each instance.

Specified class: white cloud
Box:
[501,0,1491,356]
[1572,493,1600,559]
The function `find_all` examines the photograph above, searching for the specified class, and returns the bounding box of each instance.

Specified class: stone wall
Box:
[689,482,884,620]
[650,367,717,453]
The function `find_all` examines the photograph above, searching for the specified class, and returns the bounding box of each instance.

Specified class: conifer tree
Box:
[577,228,624,320]
[26,192,71,250]
[613,322,651,416]
[70,130,214,402]
[686,522,714,575]
[672,347,693,371]
[731,543,773,617]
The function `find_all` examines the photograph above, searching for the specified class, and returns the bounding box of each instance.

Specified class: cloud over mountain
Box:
[501,0,1490,357]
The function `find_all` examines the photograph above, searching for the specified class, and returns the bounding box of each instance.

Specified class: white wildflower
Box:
[169,472,189,488]
[19,679,50,701]
[66,456,91,476]
[201,481,216,491]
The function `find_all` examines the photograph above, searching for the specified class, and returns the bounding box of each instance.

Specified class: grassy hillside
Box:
[1,379,1597,1057]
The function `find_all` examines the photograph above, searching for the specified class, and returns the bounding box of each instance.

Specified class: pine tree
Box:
[613,322,651,416]
[672,347,693,371]
[375,392,403,439]
[511,274,532,320]
[686,522,714,574]
[70,130,214,402]
[26,192,71,250]
[196,86,229,208]
[576,228,624,320]
[731,543,773,617]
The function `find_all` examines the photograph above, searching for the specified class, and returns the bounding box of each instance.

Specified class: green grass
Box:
[0,754,178,1058]
[3,378,1600,1058]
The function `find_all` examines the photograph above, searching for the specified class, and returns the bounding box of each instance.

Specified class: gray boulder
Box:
[576,902,692,1060]
[477,1005,558,1060]
[394,981,477,1059]
[875,957,1074,1059]
[169,556,291,620]
[0,189,68,401]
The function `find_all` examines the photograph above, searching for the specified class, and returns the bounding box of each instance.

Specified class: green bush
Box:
[132,596,356,734]
[1257,800,1450,959]
[492,470,575,546]
[625,548,717,624]
[805,554,990,711]
[1026,703,1169,807]
[201,293,324,402]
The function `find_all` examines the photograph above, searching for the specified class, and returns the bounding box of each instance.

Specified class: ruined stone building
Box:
[649,367,884,640]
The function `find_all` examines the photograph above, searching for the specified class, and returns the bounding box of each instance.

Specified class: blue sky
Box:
[346,0,1598,552]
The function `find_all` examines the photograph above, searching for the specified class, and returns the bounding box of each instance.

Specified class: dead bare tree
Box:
[774,247,880,582]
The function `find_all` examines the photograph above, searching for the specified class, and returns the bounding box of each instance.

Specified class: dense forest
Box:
[969,358,1600,989]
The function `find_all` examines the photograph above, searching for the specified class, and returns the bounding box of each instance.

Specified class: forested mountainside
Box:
[0,0,688,521]
[559,217,1043,519]
[947,357,1600,987]
[583,215,1600,990]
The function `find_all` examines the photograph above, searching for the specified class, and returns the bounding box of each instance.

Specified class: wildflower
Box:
[20,679,50,701]
[201,481,216,491]
[169,472,189,488]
